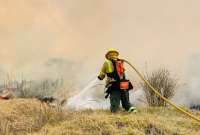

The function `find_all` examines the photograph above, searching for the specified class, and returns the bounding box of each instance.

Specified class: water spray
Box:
[66,77,109,110]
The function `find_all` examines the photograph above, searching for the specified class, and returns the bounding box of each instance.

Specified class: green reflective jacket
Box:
[99,59,125,84]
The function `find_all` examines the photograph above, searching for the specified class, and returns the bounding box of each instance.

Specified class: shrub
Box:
[142,68,178,107]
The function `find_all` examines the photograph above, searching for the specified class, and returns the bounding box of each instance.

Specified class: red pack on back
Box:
[116,60,124,77]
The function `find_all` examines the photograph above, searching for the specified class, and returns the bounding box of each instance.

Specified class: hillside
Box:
[0,99,199,135]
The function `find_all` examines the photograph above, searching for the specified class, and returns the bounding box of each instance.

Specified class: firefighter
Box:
[98,49,137,113]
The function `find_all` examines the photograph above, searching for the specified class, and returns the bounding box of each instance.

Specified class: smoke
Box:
[1,0,200,72]
[173,54,200,106]
[1,0,200,108]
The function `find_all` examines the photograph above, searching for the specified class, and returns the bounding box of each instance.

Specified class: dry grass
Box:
[0,99,199,135]
[0,99,65,135]
[31,108,200,135]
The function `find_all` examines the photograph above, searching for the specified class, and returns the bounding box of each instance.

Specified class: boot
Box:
[128,107,137,113]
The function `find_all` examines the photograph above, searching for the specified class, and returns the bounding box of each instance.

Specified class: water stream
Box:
[66,78,110,110]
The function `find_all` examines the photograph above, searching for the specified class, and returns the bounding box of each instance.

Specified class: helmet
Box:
[105,48,119,59]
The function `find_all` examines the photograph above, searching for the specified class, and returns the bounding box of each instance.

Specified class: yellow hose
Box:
[123,59,200,123]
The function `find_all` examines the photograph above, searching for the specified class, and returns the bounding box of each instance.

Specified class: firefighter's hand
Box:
[98,76,103,80]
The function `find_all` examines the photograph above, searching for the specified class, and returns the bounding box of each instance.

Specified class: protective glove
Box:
[97,76,103,80]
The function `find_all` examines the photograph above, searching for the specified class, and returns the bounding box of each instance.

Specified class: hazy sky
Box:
[0,0,200,76]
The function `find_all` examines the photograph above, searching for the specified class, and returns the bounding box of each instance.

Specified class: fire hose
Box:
[123,59,200,123]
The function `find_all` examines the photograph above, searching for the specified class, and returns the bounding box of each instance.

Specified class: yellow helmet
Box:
[105,48,119,59]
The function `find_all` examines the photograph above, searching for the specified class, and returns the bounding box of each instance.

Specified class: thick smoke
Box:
[173,54,200,107]
[1,0,200,72]
[1,0,200,108]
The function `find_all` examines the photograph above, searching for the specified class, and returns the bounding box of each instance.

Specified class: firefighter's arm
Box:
[98,62,107,80]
